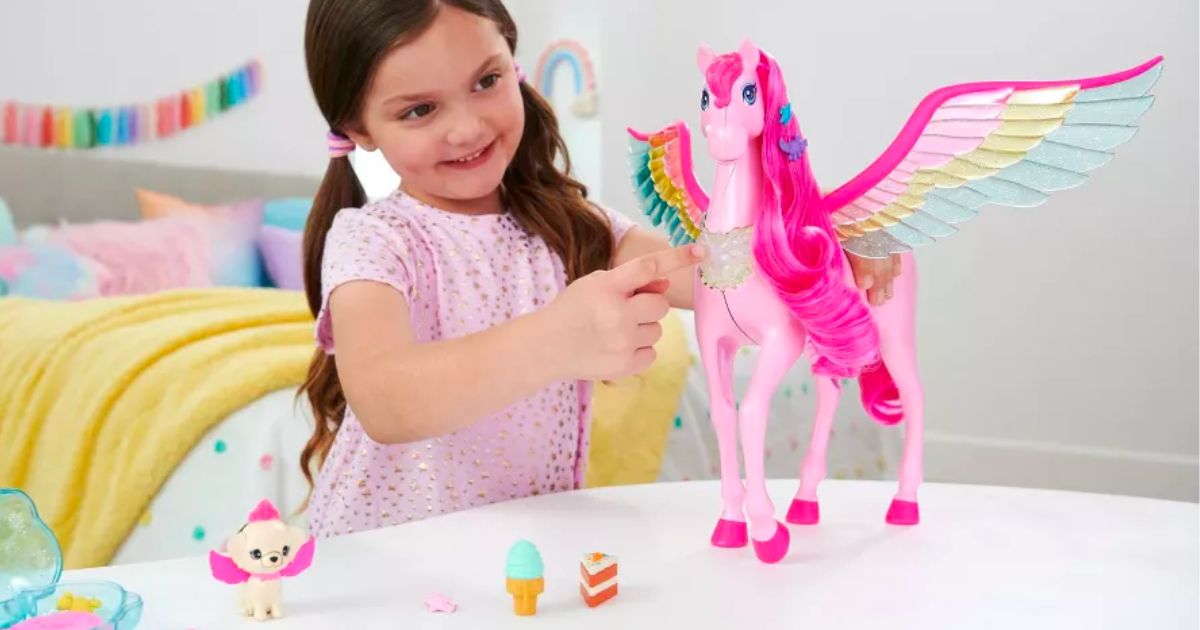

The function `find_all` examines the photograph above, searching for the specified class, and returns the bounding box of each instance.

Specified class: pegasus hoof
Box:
[710,518,748,548]
[785,499,820,525]
[751,521,790,563]
[886,499,920,525]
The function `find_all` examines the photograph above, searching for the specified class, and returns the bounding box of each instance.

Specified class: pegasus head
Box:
[697,39,765,163]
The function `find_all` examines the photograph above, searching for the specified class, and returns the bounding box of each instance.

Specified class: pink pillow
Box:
[34,217,213,296]
[259,225,304,290]
[134,188,267,287]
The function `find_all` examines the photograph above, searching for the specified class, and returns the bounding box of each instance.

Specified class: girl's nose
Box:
[445,110,485,147]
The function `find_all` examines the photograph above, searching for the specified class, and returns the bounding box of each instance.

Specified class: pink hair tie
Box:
[327,130,355,158]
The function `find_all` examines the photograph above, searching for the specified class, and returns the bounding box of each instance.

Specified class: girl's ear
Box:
[343,121,377,152]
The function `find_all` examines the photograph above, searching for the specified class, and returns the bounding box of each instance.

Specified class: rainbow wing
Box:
[627,122,710,245]
[824,57,1163,258]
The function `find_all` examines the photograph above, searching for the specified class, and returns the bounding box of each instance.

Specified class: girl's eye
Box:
[474,73,501,91]
[742,84,757,105]
[401,103,435,121]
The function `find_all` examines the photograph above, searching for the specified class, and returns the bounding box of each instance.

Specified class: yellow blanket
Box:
[0,289,691,568]
[586,310,693,488]
[0,289,314,568]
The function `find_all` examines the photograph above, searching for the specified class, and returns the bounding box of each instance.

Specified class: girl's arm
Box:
[612,227,697,310]
[329,281,558,444]
[330,245,705,444]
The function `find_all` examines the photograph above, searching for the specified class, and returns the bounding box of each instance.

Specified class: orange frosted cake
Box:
[579,552,618,607]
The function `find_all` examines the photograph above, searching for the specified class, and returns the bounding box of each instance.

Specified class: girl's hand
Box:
[847,252,902,306]
[541,245,705,381]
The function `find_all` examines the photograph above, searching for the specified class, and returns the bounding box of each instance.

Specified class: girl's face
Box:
[348,6,524,214]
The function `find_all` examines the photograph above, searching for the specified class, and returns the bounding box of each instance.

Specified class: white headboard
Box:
[0,147,321,228]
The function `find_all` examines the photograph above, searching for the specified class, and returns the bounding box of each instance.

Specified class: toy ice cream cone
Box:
[505,540,544,616]
[506,576,545,615]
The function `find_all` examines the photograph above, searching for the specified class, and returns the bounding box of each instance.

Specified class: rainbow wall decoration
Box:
[533,40,598,118]
[1,59,262,150]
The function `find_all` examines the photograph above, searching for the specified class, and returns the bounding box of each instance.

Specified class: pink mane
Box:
[705,54,742,109]
[746,50,881,377]
[248,499,281,522]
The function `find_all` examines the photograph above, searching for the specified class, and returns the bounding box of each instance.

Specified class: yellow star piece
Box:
[57,592,102,613]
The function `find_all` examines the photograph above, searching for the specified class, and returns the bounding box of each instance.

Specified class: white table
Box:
[66,480,1198,629]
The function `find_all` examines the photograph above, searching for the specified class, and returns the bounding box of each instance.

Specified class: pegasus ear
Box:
[696,45,716,74]
[737,39,759,73]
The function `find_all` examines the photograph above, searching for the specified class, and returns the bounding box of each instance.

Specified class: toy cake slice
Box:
[579,552,618,607]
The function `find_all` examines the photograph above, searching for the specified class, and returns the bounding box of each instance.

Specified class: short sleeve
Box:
[592,203,637,245]
[314,209,414,353]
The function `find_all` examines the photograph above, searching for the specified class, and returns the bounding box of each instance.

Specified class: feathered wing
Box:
[626,122,710,245]
[822,57,1163,258]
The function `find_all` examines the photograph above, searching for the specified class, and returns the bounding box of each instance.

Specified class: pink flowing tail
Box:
[858,360,903,425]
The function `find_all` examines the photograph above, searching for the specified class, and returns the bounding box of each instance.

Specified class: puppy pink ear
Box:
[210,550,251,584]
[279,536,315,578]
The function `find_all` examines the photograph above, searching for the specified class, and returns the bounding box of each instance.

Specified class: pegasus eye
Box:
[282,545,291,557]
[250,549,262,560]
[742,84,757,105]
[701,88,710,111]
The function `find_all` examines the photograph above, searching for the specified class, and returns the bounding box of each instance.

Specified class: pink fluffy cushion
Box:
[258,225,304,290]
[134,188,267,287]
[31,217,214,296]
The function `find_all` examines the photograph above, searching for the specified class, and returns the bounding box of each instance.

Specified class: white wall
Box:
[0,0,328,177]
[589,0,1198,498]
[2,1,1196,498]
[508,0,603,197]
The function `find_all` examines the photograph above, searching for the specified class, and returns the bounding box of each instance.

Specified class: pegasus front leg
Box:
[696,304,747,547]
[739,331,805,563]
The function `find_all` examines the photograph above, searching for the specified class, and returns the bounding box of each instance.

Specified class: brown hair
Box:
[299,0,614,492]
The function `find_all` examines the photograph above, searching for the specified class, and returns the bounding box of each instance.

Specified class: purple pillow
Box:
[259,225,303,290]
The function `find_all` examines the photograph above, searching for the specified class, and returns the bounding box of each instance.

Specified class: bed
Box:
[0,146,900,567]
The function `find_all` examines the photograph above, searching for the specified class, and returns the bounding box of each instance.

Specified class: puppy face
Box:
[226,519,308,574]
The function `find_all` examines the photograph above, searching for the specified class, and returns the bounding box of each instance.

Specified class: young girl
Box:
[299,0,900,537]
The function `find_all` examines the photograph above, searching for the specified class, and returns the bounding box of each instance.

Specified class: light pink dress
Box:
[307,190,634,536]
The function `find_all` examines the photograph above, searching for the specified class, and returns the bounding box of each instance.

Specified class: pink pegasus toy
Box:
[628,39,1161,563]
[209,500,316,620]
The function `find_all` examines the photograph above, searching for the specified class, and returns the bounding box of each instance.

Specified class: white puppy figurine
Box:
[209,499,315,621]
